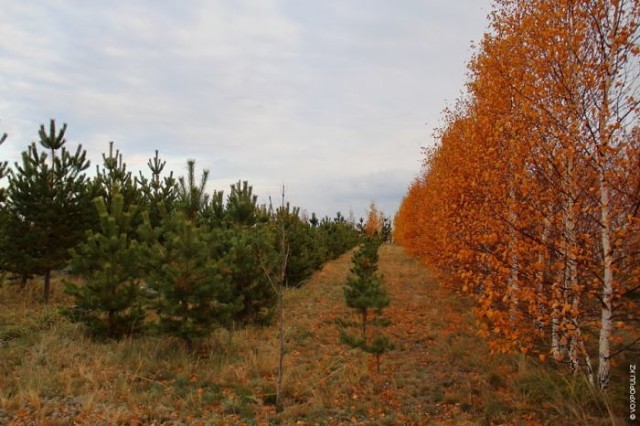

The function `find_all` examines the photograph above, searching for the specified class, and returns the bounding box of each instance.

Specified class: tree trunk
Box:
[276,285,284,413]
[43,269,51,304]
[597,140,614,392]
[535,217,551,332]
[20,272,28,291]
[595,5,618,389]
[275,186,288,414]
[551,257,564,360]
[598,172,613,389]
[562,157,580,372]
[184,337,193,353]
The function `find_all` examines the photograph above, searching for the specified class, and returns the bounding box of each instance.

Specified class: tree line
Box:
[0,121,369,347]
[395,0,639,391]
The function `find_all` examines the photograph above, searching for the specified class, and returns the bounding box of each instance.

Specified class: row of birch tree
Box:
[395,0,639,390]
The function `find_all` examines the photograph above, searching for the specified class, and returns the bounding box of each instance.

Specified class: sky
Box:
[0,0,492,220]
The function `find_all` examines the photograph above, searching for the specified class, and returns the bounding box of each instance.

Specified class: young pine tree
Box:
[343,237,389,337]
[142,212,237,351]
[341,236,394,373]
[64,190,145,339]
[222,225,278,325]
[5,120,93,302]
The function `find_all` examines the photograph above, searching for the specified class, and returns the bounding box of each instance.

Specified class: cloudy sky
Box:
[0,0,491,220]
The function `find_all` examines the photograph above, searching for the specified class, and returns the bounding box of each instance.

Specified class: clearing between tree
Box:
[0,245,620,425]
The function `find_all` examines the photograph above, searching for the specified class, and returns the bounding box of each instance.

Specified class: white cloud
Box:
[0,0,491,218]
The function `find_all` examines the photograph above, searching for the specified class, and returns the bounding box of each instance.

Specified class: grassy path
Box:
[275,244,503,425]
[2,244,600,424]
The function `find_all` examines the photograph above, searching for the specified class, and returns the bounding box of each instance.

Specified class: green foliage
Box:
[340,236,393,372]
[202,189,226,227]
[143,212,237,350]
[0,119,358,338]
[2,120,93,303]
[176,159,209,222]
[92,141,140,212]
[0,129,8,204]
[64,191,145,339]
[225,180,259,226]
[136,150,177,229]
[214,225,278,325]
[275,203,321,287]
[380,216,393,242]
[343,237,389,336]
[317,216,361,260]
[366,335,394,356]
[339,329,366,348]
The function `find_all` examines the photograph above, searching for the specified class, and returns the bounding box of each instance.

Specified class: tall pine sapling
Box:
[5,120,92,303]
[64,190,145,339]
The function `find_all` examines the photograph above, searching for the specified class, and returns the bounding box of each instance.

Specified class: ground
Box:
[0,245,624,425]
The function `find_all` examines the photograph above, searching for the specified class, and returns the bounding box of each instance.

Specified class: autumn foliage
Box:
[395,0,639,390]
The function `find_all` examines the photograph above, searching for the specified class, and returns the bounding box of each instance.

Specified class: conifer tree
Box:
[4,120,92,302]
[142,211,236,351]
[343,237,389,337]
[208,182,279,326]
[64,190,144,338]
[222,225,278,325]
[319,216,360,260]
[340,236,393,373]
[276,202,318,287]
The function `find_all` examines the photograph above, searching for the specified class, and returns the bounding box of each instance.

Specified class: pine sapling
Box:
[64,191,144,339]
[340,237,393,373]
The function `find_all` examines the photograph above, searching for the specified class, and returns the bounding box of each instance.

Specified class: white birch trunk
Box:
[562,158,581,372]
[507,181,519,326]
[595,0,620,388]
[536,217,551,332]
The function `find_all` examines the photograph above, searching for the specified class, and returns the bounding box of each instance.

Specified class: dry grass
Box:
[0,246,630,425]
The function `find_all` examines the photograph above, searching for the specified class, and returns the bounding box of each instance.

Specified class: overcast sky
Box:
[0,0,491,220]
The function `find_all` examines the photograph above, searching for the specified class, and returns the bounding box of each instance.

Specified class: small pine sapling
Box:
[343,237,389,337]
[340,237,393,373]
